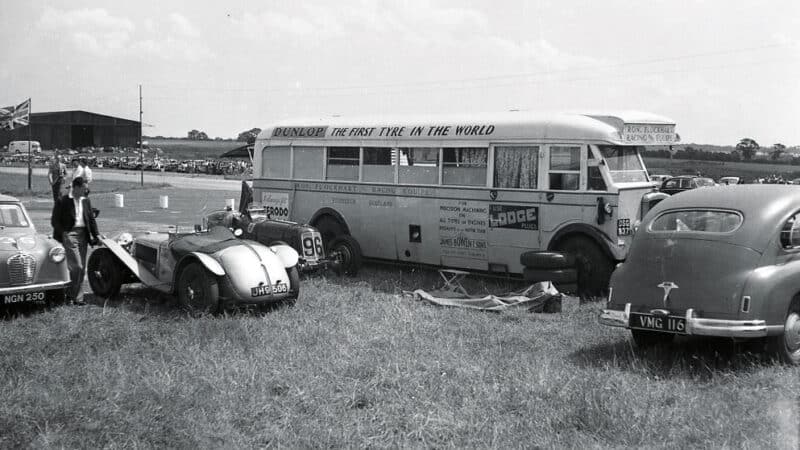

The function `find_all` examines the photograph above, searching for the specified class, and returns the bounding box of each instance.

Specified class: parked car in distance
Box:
[600,185,800,364]
[659,175,716,195]
[718,176,741,185]
[87,226,301,313]
[649,174,672,184]
[0,194,69,307]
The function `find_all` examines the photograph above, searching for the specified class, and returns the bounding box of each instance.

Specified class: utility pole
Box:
[26,99,32,190]
[139,84,143,186]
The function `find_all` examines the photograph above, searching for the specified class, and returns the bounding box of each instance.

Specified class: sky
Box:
[1,0,799,145]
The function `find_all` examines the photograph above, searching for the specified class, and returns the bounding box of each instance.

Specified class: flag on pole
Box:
[0,98,31,130]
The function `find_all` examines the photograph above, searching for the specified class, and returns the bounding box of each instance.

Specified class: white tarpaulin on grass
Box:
[405,281,564,312]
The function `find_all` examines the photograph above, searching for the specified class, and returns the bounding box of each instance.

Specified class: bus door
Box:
[487,145,542,273]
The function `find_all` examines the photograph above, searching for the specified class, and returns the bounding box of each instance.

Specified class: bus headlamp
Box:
[604,203,613,215]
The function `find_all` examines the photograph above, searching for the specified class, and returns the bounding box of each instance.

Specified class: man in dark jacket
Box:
[51,177,100,305]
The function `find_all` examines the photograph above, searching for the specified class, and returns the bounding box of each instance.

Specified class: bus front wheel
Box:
[556,236,613,299]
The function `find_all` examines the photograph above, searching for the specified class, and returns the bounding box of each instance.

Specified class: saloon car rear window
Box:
[649,209,742,233]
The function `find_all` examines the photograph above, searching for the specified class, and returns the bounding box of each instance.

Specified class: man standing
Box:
[47,154,67,202]
[51,177,100,305]
[70,158,85,184]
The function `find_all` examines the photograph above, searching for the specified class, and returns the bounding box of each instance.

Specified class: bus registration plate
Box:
[629,313,686,334]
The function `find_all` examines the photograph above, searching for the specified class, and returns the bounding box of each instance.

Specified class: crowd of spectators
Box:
[0,147,252,176]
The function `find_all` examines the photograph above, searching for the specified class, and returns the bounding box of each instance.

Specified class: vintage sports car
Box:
[600,185,800,364]
[204,208,362,275]
[87,226,301,313]
[0,194,69,307]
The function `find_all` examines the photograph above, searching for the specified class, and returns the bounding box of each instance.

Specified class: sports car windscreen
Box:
[648,210,742,233]
[599,146,648,183]
[0,204,29,228]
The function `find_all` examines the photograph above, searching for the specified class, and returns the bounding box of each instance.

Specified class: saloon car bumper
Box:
[0,280,70,295]
[600,303,768,338]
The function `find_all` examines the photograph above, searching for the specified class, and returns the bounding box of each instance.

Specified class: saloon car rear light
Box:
[740,296,751,313]
[49,246,66,263]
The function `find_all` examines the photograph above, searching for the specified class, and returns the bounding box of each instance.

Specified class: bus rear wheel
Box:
[556,236,613,299]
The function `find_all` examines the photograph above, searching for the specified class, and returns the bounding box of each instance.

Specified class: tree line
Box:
[643,138,797,165]
[186,128,262,143]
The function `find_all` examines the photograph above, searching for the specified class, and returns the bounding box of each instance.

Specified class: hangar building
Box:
[0,110,140,150]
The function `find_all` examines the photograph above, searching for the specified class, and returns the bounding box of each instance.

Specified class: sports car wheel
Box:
[87,248,124,299]
[767,299,800,366]
[329,235,363,276]
[631,329,674,348]
[177,262,220,315]
[284,266,300,306]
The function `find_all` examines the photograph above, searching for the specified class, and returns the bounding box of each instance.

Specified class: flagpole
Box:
[27,98,32,191]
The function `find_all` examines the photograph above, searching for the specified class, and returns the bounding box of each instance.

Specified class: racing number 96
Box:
[302,233,324,257]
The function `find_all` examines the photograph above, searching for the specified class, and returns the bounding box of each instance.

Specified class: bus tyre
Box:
[766,298,800,366]
[315,216,345,248]
[330,235,363,276]
[520,251,575,270]
[522,267,577,284]
[556,236,613,299]
[631,330,674,348]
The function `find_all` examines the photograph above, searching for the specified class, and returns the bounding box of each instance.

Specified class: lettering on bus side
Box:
[272,126,328,138]
[489,205,539,230]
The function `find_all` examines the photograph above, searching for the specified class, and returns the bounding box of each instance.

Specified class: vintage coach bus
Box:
[252,111,678,294]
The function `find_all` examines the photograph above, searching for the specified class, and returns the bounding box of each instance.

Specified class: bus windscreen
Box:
[599,146,648,183]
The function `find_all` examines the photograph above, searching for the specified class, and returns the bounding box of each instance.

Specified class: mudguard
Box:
[185,252,226,276]
[270,244,299,268]
[98,237,164,289]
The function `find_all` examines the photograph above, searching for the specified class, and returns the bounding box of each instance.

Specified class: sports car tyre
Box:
[522,267,578,284]
[766,299,800,366]
[330,235,363,276]
[631,329,675,348]
[556,236,613,299]
[87,248,124,299]
[285,266,300,306]
[520,251,575,269]
[177,262,220,315]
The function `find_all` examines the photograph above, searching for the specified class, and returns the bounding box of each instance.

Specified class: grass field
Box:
[0,274,797,448]
[644,156,800,182]
[0,171,170,199]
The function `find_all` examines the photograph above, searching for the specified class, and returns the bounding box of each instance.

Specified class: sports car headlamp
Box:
[115,232,133,246]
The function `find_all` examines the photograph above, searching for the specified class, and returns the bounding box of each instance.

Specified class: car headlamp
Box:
[49,246,66,263]
[115,232,133,246]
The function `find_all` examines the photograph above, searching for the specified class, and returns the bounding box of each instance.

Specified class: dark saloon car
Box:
[600,185,800,364]
[659,175,716,195]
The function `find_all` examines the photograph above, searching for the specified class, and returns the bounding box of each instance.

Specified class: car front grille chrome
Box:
[8,252,36,286]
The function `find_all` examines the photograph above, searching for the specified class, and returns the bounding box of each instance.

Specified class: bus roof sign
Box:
[621,123,679,145]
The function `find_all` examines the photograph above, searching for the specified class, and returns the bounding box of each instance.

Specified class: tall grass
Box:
[0,273,797,448]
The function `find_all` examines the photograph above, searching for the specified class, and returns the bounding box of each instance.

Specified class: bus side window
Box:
[363,147,395,182]
[399,148,439,185]
[293,146,324,180]
[262,146,291,178]
[494,146,538,189]
[326,147,359,181]
[442,148,487,186]
[548,146,580,190]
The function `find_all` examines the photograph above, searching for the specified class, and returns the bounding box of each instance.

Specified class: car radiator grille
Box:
[8,253,36,286]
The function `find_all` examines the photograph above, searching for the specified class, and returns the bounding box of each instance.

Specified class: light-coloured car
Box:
[718,176,741,185]
[87,226,301,312]
[600,185,800,364]
[0,195,69,307]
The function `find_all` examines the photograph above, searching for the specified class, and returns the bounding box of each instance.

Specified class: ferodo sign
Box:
[261,192,290,219]
[489,204,539,230]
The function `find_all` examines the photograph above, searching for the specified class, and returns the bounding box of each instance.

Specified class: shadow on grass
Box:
[570,335,776,380]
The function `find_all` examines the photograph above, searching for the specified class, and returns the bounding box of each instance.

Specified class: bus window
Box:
[549,145,580,190]
[442,148,487,186]
[326,147,359,181]
[363,147,395,182]
[294,146,324,180]
[262,146,290,178]
[399,148,439,185]
[599,145,648,183]
[588,166,607,191]
[494,146,538,189]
